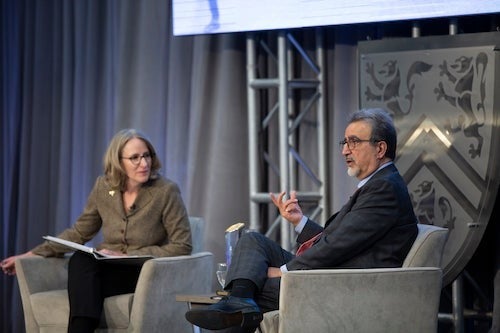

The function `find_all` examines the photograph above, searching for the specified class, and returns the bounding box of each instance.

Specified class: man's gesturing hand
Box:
[269,191,303,227]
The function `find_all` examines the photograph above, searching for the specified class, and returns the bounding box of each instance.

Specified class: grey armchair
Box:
[16,217,214,333]
[260,224,449,333]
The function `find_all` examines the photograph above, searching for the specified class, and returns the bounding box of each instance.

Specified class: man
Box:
[185,108,418,331]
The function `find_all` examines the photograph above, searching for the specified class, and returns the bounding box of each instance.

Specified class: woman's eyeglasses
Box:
[121,152,153,166]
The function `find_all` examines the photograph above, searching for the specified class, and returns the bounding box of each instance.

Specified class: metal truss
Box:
[246,29,328,250]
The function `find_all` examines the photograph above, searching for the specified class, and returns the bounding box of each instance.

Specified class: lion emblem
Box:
[411,180,456,230]
[364,59,433,120]
[434,52,488,158]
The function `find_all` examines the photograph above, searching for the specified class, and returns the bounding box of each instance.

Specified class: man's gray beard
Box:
[347,166,359,178]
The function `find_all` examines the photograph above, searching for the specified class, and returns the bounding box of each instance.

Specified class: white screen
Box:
[172,0,500,36]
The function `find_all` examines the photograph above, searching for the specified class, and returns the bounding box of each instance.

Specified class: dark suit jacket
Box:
[286,164,417,270]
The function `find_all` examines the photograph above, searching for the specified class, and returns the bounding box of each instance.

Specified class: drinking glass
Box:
[216,262,227,288]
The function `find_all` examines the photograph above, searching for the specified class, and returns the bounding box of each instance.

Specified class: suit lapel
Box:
[325,164,397,229]
[128,183,154,216]
[327,188,361,227]
[325,164,397,228]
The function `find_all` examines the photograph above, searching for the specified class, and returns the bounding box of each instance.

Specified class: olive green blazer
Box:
[32,175,192,257]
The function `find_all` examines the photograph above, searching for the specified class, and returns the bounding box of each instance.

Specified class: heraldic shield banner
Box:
[358,32,500,286]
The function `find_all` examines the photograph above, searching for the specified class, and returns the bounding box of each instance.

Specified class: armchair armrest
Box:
[16,256,70,295]
[279,267,442,333]
[16,256,70,333]
[129,251,214,332]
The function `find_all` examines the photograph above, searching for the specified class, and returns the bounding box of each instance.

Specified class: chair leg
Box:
[438,275,465,333]
[451,275,465,333]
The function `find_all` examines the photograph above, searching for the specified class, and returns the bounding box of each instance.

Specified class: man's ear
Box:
[377,141,388,159]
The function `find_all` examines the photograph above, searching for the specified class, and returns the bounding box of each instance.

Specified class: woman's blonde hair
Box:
[103,129,161,190]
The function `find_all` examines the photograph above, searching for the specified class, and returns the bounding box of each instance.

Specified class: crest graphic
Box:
[359,32,500,285]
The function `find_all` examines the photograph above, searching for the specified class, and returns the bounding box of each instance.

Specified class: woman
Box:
[1,129,192,332]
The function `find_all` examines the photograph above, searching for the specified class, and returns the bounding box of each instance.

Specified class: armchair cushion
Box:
[30,289,69,327]
[101,294,134,329]
[403,224,448,268]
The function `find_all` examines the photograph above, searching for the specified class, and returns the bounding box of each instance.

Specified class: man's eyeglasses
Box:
[339,138,376,150]
[121,152,153,166]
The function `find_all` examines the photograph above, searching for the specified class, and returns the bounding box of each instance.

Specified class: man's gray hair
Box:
[348,108,397,160]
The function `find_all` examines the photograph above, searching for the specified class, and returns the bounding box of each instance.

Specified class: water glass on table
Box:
[216,262,227,289]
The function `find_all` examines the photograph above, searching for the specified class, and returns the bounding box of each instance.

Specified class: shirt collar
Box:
[357,161,393,188]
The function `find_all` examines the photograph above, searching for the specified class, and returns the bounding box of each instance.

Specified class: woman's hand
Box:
[269,191,303,226]
[98,249,126,257]
[1,251,36,276]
